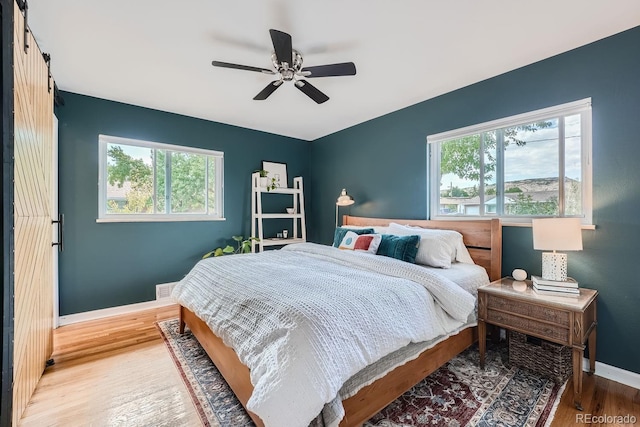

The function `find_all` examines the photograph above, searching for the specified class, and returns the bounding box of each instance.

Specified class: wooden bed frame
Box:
[179,216,502,426]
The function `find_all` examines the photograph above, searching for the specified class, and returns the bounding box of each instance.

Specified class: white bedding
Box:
[172,242,477,427]
[419,261,489,297]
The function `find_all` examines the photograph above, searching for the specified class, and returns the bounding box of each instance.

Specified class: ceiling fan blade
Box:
[253,81,284,100]
[212,61,275,74]
[295,80,329,104]
[301,62,356,78]
[269,29,293,66]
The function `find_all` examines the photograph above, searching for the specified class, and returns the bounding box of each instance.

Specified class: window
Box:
[98,135,224,222]
[428,99,592,224]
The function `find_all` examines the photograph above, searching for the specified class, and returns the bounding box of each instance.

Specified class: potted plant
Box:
[254,169,268,188]
[266,176,279,191]
[203,235,260,259]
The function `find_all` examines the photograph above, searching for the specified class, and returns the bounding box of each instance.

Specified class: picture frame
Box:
[262,161,288,189]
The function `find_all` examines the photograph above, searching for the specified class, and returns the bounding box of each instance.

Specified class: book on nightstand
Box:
[531,275,579,288]
[532,286,581,298]
[533,283,580,294]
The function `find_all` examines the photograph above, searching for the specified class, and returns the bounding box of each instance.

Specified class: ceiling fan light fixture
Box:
[272,50,303,81]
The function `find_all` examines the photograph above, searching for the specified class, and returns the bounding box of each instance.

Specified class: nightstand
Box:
[478,277,598,411]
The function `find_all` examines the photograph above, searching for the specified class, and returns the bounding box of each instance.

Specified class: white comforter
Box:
[172,242,475,427]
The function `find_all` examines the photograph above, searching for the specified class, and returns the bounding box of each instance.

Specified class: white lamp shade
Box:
[335,188,354,227]
[336,189,355,206]
[532,218,583,251]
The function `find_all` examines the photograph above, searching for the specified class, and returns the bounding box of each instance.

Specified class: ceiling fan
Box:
[211,29,356,104]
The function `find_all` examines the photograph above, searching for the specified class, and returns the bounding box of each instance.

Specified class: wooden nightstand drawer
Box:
[486,309,569,344]
[487,295,570,326]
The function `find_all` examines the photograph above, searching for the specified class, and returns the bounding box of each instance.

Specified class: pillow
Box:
[342,225,393,234]
[373,226,391,235]
[338,231,382,253]
[332,227,374,247]
[388,222,467,268]
[376,234,420,264]
[336,225,370,230]
[337,224,391,234]
[455,241,474,264]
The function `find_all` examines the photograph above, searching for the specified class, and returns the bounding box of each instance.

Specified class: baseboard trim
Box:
[58,299,176,326]
[583,358,640,390]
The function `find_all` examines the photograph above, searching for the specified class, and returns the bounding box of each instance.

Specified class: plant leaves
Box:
[203,237,260,258]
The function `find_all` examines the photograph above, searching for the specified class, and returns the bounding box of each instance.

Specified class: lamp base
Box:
[541,252,567,282]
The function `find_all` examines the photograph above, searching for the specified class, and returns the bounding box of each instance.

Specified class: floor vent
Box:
[156,282,178,300]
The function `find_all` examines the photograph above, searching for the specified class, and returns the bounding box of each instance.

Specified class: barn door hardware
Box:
[52,214,64,252]
[43,53,51,92]
[16,0,29,53]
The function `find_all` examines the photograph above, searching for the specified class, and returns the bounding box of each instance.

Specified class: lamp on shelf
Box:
[335,188,355,227]
[532,218,583,282]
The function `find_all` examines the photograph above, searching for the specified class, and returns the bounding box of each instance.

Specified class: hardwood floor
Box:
[552,375,640,426]
[18,305,201,427]
[19,304,640,426]
[51,304,180,364]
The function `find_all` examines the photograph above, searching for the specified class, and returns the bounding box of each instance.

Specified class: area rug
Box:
[157,319,566,427]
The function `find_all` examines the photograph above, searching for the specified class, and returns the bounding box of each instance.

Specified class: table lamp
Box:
[335,188,354,227]
[532,218,583,282]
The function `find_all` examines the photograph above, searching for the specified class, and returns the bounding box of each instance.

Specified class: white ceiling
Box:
[29,1,640,141]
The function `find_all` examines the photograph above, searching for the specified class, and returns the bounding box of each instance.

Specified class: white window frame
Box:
[98,135,225,222]
[428,98,592,225]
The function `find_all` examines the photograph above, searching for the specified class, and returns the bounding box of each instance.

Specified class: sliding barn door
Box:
[12,0,55,423]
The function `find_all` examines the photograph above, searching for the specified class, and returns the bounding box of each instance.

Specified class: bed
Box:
[174,215,502,426]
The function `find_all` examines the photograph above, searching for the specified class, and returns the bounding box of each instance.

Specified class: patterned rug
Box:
[157,319,566,427]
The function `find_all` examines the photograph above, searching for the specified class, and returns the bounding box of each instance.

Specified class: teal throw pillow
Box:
[376,234,421,264]
[333,227,375,247]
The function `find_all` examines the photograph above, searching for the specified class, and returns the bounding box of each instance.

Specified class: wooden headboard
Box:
[343,215,503,282]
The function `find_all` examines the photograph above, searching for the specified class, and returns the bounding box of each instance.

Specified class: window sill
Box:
[502,221,595,230]
[96,216,226,223]
[430,216,595,229]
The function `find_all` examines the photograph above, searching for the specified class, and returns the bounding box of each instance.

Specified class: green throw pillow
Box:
[333,227,375,247]
[376,234,421,264]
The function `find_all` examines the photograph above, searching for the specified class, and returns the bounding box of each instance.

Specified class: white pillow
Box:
[388,222,470,268]
[338,231,382,253]
[373,226,391,235]
[337,225,390,235]
[455,240,474,264]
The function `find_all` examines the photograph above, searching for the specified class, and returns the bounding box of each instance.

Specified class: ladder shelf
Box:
[251,172,306,253]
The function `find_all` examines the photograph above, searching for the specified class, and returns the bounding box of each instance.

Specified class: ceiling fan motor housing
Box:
[272,50,303,81]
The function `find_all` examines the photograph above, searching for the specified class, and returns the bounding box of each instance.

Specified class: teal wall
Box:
[310,26,640,374]
[57,92,308,315]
